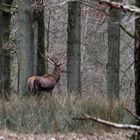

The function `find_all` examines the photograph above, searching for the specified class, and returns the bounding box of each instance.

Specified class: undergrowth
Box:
[0,92,134,134]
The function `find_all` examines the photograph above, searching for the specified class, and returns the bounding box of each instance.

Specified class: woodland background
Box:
[0,0,140,139]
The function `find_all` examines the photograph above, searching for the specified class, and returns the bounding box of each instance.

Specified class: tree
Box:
[135,0,140,122]
[0,10,2,94]
[18,0,34,93]
[67,1,81,94]
[107,0,121,99]
[0,0,13,95]
[35,1,45,76]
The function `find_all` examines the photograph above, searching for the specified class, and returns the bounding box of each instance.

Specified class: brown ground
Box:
[0,130,134,140]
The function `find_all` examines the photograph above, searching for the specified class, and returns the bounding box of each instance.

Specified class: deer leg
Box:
[44,90,52,96]
[33,79,40,95]
[48,90,53,96]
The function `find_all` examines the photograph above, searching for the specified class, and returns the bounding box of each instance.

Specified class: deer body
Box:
[28,54,63,95]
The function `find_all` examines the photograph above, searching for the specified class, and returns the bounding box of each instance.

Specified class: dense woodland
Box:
[1,0,140,139]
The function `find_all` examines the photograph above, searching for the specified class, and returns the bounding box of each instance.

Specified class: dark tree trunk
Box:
[0,0,13,95]
[67,1,81,94]
[107,0,121,99]
[0,11,2,94]
[2,11,11,95]
[33,0,45,76]
[37,10,45,76]
[135,0,140,120]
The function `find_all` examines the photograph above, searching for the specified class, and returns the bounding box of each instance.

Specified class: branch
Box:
[0,3,17,13]
[98,0,140,15]
[120,24,135,39]
[124,108,140,121]
[72,114,140,131]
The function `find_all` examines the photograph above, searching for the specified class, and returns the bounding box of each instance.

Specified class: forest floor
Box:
[0,129,134,140]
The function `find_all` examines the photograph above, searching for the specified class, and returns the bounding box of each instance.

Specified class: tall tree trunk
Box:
[107,0,121,99]
[18,0,34,93]
[33,20,38,75]
[0,11,2,94]
[33,0,45,76]
[67,1,81,94]
[135,0,140,123]
[0,0,13,95]
[37,10,45,75]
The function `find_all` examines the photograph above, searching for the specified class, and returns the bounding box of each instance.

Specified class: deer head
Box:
[41,53,63,76]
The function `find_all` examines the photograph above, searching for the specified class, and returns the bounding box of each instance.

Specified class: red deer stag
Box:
[28,53,63,95]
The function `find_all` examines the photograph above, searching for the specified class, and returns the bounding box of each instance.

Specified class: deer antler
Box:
[41,53,55,65]
[41,53,64,66]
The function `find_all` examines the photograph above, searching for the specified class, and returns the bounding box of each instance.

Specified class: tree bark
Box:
[135,0,140,121]
[33,0,45,76]
[107,0,121,99]
[0,0,13,95]
[0,11,2,94]
[18,0,34,93]
[67,1,81,94]
[36,10,45,76]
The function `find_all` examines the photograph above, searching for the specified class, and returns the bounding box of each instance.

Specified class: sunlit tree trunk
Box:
[107,0,121,99]
[18,0,34,93]
[67,1,81,94]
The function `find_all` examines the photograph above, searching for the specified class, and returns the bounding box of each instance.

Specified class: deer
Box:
[27,53,64,95]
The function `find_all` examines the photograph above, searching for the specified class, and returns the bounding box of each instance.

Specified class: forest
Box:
[0,0,140,139]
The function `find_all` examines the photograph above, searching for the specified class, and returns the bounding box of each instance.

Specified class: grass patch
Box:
[0,92,135,134]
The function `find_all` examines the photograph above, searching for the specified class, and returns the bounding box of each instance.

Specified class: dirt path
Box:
[0,130,134,140]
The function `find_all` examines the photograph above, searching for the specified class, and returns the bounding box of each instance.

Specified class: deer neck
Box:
[52,66,61,82]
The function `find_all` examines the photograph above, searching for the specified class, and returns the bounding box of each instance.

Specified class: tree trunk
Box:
[33,20,38,74]
[67,1,81,94]
[33,0,45,76]
[36,10,45,76]
[18,0,34,93]
[0,11,2,94]
[135,0,140,122]
[2,10,11,95]
[107,0,121,99]
[0,0,13,95]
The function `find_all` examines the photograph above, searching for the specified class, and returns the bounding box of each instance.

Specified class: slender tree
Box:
[0,11,2,94]
[18,0,34,93]
[0,0,13,95]
[36,3,45,75]
[67,1,81,94]
[33,0,45,75]
[2,0,13,95]
[107,0,121,99]
[135,0,140,121]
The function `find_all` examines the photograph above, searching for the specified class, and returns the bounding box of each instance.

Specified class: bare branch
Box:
[124,108,140,121]
[40,53,55,65]
[72,114,140,131]
[120,24,135,39]
[98,0,140,15]
[0,3,17,13]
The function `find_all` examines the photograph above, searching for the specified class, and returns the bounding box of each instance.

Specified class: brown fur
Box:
[27,55,63,95]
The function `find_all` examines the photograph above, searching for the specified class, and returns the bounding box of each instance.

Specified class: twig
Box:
[124,107,140,121]
[72,114,140,131]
